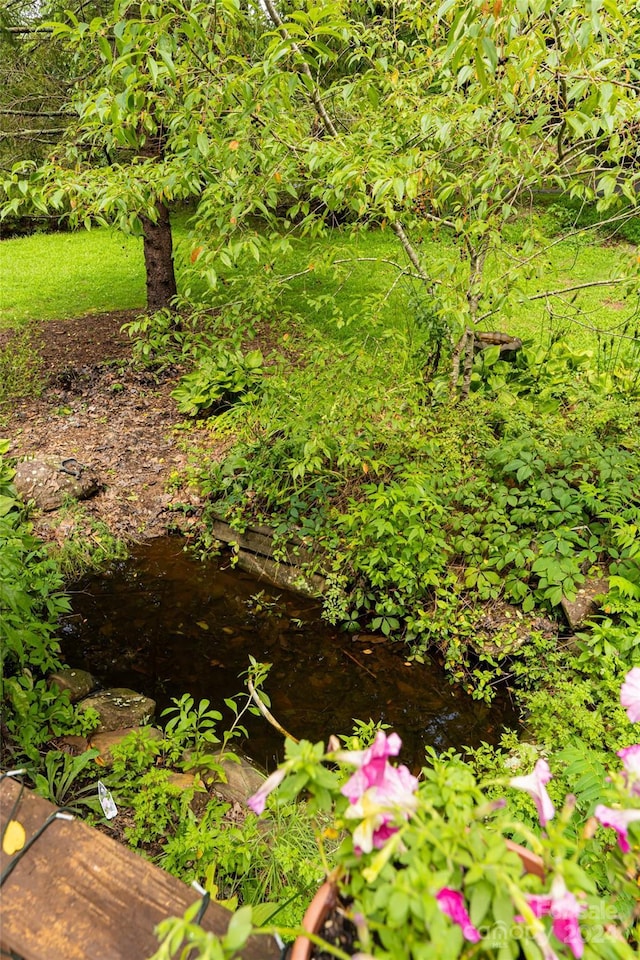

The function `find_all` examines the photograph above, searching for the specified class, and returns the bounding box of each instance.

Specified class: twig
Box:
[450,327,468,393]
[247,676,299,743]
[341,647,377,680]
[527,276,634,301]
[260,0,432,289]
[390,220,431,286]
[261,0,338,139]
[0,109,74,117]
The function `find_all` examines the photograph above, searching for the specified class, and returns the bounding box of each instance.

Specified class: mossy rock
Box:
[78,688,156,733]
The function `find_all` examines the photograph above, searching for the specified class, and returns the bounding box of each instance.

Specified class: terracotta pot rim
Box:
[290,879,339,960]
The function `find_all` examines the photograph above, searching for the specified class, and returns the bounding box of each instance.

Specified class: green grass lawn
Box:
[1,214,636,355]
[271,227,637,350]
[0,229,145,327]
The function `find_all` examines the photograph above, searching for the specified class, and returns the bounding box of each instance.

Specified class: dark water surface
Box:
[61,538,519,770]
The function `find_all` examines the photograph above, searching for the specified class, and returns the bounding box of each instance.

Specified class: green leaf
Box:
[393,178,405,202]
[0,495,17,517]
[469,880,493,927]
[492,887,513,929]
[224,905,253,952]
[197,132,210,158]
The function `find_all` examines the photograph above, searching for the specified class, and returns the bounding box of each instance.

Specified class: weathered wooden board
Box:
[0,777,278,960]
[209,516,318,568]
[236,550,327,597]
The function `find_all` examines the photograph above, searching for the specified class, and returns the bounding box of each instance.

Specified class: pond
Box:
[60,537,519,770]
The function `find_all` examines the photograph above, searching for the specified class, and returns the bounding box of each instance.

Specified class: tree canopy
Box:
[2,0,639,357]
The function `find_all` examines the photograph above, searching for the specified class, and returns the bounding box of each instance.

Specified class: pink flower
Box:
[523,878,585,959]
[621,668,640,723]
[340,732,418,854]
[595,804,640,854]
[340,731,404,803]
[345,768,419,853]
[617,744,640,796]
[247,766,287,815]
[436,888,481,943]
[510,759,555,826]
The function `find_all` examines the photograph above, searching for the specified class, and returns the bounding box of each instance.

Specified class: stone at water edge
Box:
[48,667,97,703]
[89,726,163,766]
[78,688,156,733]
[211,753,267,806]
[561,577,610,631]
[14,457,100,512]
[184,748,266,805]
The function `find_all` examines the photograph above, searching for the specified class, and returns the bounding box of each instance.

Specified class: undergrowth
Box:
[0,441,95,765]
[0,326,42,409]
[184,328,640,703]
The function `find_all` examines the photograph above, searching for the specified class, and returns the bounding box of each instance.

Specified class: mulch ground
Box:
[2,310,217,542]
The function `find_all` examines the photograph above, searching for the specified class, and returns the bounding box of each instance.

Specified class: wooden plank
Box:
[209,516,317,568]
[0,777,278,960]
[236,550,327,597]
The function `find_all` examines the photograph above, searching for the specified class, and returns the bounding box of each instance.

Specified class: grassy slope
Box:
[271,228,637,350]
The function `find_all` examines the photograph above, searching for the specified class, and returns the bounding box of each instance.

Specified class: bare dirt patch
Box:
[4,311,218,542]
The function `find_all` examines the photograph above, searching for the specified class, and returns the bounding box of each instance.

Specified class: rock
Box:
[89,726,163,766]
[208,752,266,806]
[57,735,90,755]
[185,748,266,805]
[561,577,609,631]
[78,688,156,732]
[48,667,97,702]
[167,772,198,791]
[14,457,100,512]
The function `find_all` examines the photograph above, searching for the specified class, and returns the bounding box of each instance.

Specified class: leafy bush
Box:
[155,675,640,959]
[172,345,264,416]
[101,690,329,928]
[0,440,88,762]
[195,338,640,701]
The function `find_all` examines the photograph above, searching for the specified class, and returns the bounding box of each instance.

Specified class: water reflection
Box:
[61,537,519,770]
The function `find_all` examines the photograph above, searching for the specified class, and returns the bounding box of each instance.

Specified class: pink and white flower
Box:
[510,758,555,826]
[436,888,481,943]
[339,731,404,802]
[595,804,640,854]
[620,668,640,723]
[521,877,585,959]
[617,744,640,796]
[339,731,418,853]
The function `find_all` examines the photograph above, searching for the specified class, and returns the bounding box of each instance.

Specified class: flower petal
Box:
[247,766,287,815]
[617,744,640,796]
[510,759,555,826]
[595,804,640,853]
[621,668,640,723]
[549,884,585,959]
[436,888,481,943]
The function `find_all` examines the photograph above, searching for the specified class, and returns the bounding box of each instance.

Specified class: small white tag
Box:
[97,781,118,820]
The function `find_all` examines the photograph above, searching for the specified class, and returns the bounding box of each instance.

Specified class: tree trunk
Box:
[140,202,177,312]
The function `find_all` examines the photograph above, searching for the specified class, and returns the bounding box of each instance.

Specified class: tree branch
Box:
[527,276,633,301]
[390,220,431,286]
[0,109,73,117]
[260,0,338,138]
[1,26,53,34]
[0,128,67,138]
